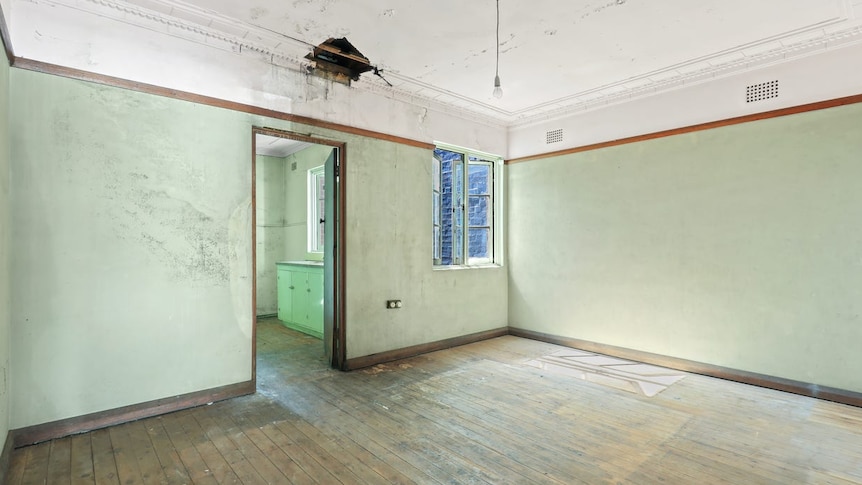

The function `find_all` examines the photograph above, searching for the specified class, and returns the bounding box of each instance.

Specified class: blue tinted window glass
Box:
[468,196,489,226]
[468,164,489,195]
[468,228,490,259]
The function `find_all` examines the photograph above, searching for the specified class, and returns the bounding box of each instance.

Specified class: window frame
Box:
[307,165,325,255]
[432,156,443,264]
[466,160,494,265]
[432,143,502,268]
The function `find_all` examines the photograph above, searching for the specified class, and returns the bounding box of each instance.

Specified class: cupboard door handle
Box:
[307,288,311,293]
[289,286,295,290]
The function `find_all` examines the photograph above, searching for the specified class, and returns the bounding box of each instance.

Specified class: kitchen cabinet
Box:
[276,261,324,339]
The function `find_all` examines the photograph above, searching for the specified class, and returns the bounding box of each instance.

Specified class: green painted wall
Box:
[508,102,862,393]
[9,68,507,428]
[255,154,287,316]
[0,45,11,445]
[10,70,255,428]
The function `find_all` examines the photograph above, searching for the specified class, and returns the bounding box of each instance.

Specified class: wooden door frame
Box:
[251,126,347,385]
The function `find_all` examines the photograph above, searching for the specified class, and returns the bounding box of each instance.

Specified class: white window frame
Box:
[433,156,442,263]
[307,165,325,254]
[433,143,503,268]
[466,159,494,265]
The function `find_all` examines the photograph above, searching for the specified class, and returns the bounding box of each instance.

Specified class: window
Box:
[433,145,498,266]
[308,165,325,253]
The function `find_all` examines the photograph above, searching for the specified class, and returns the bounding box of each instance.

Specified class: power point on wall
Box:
[386,300,402,309]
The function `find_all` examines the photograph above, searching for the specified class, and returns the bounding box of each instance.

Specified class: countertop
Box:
[276,260,324,267]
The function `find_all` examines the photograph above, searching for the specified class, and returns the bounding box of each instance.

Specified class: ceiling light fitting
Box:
[492,0,503,99]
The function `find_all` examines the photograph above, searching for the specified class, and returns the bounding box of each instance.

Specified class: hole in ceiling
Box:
[746,80,779,103]
[305,37,374,86]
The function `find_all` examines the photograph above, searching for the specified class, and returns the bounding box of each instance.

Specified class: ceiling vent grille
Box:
[546,129,564,144]
[746,80,779,103]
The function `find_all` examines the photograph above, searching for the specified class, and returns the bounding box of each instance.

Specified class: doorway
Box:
[251,127,345,387]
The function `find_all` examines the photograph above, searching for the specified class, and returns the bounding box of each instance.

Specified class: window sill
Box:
[432,263,502,271]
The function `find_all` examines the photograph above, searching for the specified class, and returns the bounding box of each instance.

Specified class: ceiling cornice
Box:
[509,21,862,128]
[33,0,510,128]
[27,0,862,129]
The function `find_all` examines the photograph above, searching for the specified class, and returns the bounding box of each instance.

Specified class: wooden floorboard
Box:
[45,437,72,485]
[69,433,95,485]
[291,383,446,484]
[230,421,315,485]
[179,409,244,484]
[19,442,51,484]
[90,428,119,485]
[108,423,146,485]
[158,412,219,485]
[258,421,340,484]
[7,317,862,484]
[143,417,191,485]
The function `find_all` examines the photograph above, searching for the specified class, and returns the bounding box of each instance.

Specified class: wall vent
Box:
[746,80,779,103]
[546,129,564,144]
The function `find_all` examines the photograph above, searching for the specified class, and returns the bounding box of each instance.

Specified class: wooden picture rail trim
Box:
[10,58,435,151]
[509,327,862,408]
[343,327,510,371]
[507,93,862,165]
[10,380,254,448]
[0,3,13,65]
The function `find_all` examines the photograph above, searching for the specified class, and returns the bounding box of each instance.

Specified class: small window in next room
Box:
[433,145,500,267]
[308,165,325,254]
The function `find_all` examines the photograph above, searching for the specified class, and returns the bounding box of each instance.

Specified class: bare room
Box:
[1,0,862,483]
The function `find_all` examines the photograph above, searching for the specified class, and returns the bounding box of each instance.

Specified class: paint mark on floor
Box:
[524,349,686,397]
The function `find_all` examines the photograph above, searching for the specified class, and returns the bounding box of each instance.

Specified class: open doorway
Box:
[251,127,345,388]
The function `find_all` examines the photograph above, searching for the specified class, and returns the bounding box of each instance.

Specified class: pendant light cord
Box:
[495,0,500,78]
[492,0,503,98]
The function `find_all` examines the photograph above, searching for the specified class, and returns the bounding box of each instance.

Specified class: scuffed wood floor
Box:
[6,318,862,484]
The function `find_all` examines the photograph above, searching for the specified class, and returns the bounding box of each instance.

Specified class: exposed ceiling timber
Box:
[10,0,862,128]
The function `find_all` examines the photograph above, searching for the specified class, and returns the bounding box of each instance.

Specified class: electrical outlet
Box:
[386,300,402,309]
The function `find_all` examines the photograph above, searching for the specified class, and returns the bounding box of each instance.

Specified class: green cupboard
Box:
[276,261,324,339]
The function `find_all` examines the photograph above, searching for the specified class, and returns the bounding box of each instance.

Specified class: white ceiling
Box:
[8,0,862,126]
[256,135,313,158]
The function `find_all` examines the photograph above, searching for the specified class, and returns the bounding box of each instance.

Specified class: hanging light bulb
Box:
[493,75,503,99]
[492,0,503,99]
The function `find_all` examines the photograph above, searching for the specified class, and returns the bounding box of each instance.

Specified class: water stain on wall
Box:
[109,177,230,284]
[76,85,239,286]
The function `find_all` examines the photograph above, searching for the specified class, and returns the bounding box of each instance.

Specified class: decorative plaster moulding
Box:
[26,0,862,129]
[26,0,509,129]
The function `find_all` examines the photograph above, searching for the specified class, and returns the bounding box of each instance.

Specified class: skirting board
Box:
[0,431,12,484]
[8,325,860,448]
[11,380,255,447]
[343,327,509,371]
[8,327,508,446]
[509,327,862,408]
